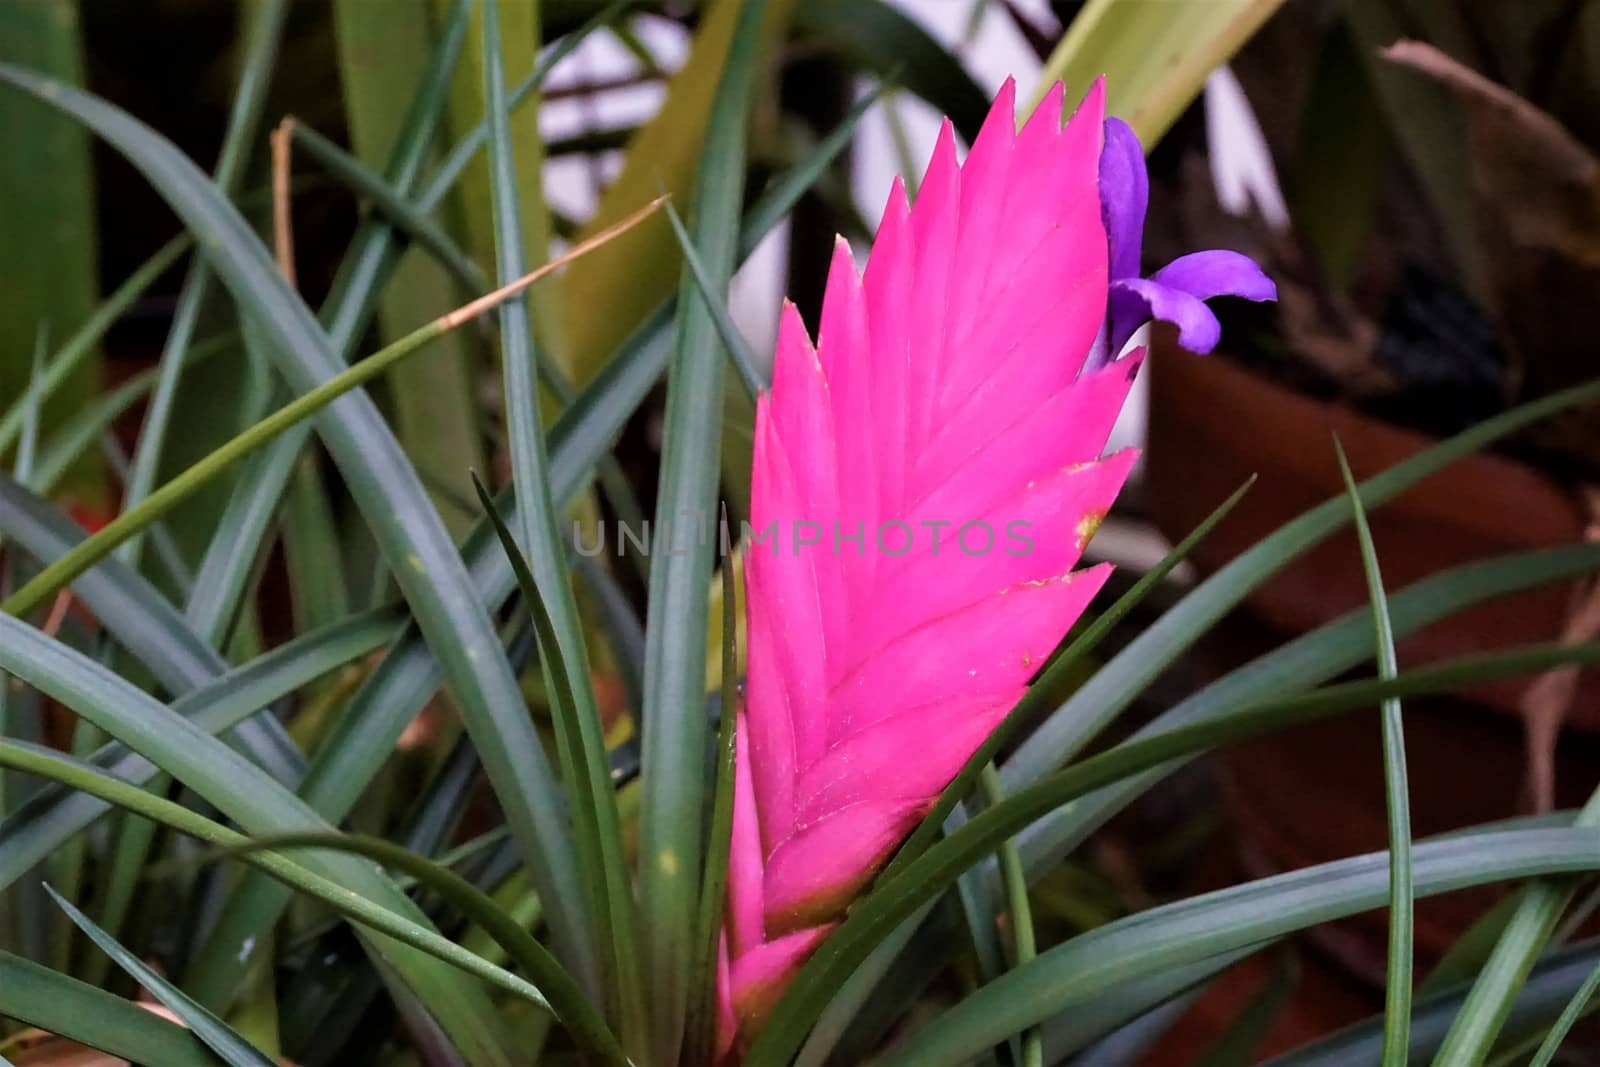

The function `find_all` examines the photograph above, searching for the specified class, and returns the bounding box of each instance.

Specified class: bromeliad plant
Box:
[3,3,1600,1067]
[719,78,1274,1050]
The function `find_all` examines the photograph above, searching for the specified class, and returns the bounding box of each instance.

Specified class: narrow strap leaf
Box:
[1338,440,1413,1066]
[46,885,281,1067]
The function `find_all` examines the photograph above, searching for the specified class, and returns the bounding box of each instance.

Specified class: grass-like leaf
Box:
[27,332,233,497]
[186,0,473,646]
[0,59,608,1025]
[0,740,549,1008]
[978,763,1041,1067]
[1040,946,1258,1062]
[0,234,189,455]
[793,0,989,139]
[478,0,642,1037]
[290,117,485,295]
[745,637,1600,1064]
[1035,0,1286,145]
[662,197,767,400]
[685,542,744,1065]
[876,828,1600,1067]
[220,831,628,1066]
[1429,789,1600,1064]
[116,0,289,574]
[1016,542,1600,886]
[469,468,643,1042]
[0,606,397,889]
[0,951,217,1067]
[1004,377,1600,797]
[1337,440,1413,1066]
[0,613,532,1065]
[1527,954,1600,1067]
[47,884,281,1067]
[1,207,655,623]
[1262,940,1600,1066]
[184,123,855,1009]
[0,474,304,782]
[636,1,768,1057]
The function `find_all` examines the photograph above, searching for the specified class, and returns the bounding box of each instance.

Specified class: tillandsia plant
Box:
[3,3,1600,1067]
[719,77,1275,1051]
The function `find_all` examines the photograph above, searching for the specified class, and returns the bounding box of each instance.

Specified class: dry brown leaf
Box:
[1384,39,1600,267]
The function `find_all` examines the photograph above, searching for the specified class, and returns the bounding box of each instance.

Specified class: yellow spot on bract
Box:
[658,849,680,877]
[1022,652,1033,668]
[407,553,426,574]
[1076,511,1106,546]
[466,647,480,662]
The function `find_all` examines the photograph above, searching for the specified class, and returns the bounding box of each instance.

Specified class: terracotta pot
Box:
[1145,343,1596,725]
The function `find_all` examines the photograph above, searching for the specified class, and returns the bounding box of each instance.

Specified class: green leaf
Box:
[746,637,1600,1065]
[556,0,793,385]
[1041,947,1256,1062]
[1338,441,1413,1067]
[47,884,281,1067]
[662,197,767,400]
[1017,541,1600,882]
[792,0,989,140]
[0,270,527,621]
[469,476,641,1048]
[686,545,743,1066]
[0,614,523,1065]
[978,763,1040,1067]
[877,829,1600,1066]
[1429,791,1600,1063]
[1035,0,1287,146]
[280,450,350,634]
[0,950,217,1067]
[291,118,485,295]
[0,0,100,501]
[183,117,855,1011]
[0,739,549,1010]
[1421,893,1525,996]
[0,48,663,1018]
[0,605,396,890]
[1263,941,1600,1066]
[221,832,628,1066]
[420,0,633,208]
[0,234,189,457]
[189,0,473,643]
[27,331,232,498]
[116,0,290,574]
[4,44,603,996]
[1527,955,1600,1067]
[1006,377,1600,800]
[637,2,768,1058]
[333,0,484,536]
[0,473,304,783]
[477,0,636,1030]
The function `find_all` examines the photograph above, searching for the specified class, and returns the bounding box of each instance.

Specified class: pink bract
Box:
[720,76,1141,1056]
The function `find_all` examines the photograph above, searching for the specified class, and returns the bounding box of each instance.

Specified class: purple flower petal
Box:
[1108,277,1223,354]
[1098,117,1147,284]
[1150,249,1279,303]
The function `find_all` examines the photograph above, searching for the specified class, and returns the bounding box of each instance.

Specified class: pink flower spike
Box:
[721,80,1159,1055]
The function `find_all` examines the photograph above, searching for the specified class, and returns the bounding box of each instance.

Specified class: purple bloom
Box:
[1090,116,1277,367]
